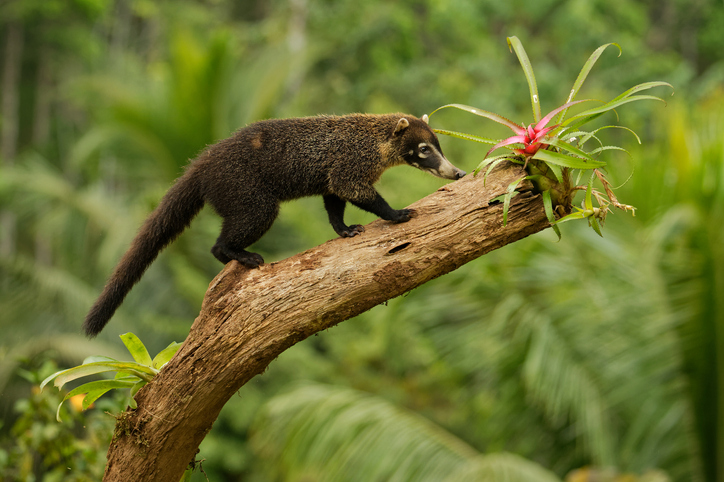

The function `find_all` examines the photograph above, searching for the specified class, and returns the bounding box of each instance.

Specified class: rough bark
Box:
[102,162,551,481]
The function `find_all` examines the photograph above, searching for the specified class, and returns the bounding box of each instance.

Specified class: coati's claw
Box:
[341,224,365,237]
[212,244,264,267]
[393,208,417,223]
[237,252,265,268]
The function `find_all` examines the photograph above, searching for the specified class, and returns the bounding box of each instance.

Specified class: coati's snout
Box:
[426,153,466,180]
[408,145,466,180]
[395,116,466,180]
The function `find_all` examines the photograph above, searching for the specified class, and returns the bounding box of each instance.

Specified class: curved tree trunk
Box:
[102,162,551,481]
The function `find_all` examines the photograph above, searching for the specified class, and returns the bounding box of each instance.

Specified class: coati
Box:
[83,113,465,337]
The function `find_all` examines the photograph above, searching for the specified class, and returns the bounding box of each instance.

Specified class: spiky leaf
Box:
[507,36,541,122]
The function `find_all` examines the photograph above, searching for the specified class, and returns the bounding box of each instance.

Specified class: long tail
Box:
[83,167,205,337]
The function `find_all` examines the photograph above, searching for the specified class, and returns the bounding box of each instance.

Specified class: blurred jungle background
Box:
[1,0,723,480]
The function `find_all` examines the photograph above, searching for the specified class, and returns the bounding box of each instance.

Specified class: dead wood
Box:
[102,162,550,481]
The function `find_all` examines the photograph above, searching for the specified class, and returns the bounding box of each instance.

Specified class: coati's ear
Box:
[422,114,429,124]
[393,117,410,136]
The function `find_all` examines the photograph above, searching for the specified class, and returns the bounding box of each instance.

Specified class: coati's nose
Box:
[455,169,466,179]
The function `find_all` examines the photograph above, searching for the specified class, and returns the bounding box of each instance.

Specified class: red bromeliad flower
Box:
[485,100,586,160]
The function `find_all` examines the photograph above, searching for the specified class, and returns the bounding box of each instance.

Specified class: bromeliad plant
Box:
[40,333,181,421]
[429,36,673,237]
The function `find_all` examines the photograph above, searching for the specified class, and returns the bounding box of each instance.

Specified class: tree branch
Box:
[102,162,550,481]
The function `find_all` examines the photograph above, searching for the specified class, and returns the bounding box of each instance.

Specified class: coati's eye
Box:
[418,143,431,157]
[420,146,430,154]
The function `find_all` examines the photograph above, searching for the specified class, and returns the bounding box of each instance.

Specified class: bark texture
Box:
[103,162,551,481]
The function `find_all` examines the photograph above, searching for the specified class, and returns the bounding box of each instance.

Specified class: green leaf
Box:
[429,104,525,134]
[82,389,112,410]
[65,379,136,400]
[575,131,603,148]
[120,332,154,367]
[556,43,621,124]
[474,154,513,179]
[590,214,603,237]
[56,379,136,421]
[152,342,183,369]
[503,177,527,226]
[507,36,541,122]
[546,163,563,183]
[130,379,147,398]
[83,355,118,364]
[589,125,642,144]
[562,95,666,127]
[545,137,595,162]
[550,209,587,225]
[42,361,156,390]
[41,364,116,390]
[542,190,561,240]
[585,173,595,211]
[564,112,607,131]
[432,128,498,146]
[589,145,632,158]
[532,149,606,170]
[609,81,674,104]
[484,157,520,185]
[180,468,194,482]
[476,154,512,172]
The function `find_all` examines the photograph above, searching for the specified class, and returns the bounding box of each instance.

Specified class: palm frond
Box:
[251,382,560,482]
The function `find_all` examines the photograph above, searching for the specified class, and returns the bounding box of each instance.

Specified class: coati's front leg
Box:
[338,182,416,226]
[323,194,365,237]
[350,192,416,223]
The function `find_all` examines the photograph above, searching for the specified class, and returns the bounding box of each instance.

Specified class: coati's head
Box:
[392,115,466,180]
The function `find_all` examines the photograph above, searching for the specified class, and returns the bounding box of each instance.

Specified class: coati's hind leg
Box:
[211,202,280,268]
[323,194,365,237]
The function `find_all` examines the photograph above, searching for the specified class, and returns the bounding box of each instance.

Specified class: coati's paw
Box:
[340,224,365,237]
[212,244,264,268]
[236,251,265,268]
[392,209,417,223]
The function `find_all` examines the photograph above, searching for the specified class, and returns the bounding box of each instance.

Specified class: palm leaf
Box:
[251,383,561,482]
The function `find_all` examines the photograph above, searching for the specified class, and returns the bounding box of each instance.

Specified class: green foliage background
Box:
[0,0,722,480]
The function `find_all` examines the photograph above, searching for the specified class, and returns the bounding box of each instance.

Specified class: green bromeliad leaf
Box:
[475,154,514,175]
[432,128,498,146]
[40,361,156,391]
[507,36,541,123]
[585,173,595,211]
[588,125,642,144]
[532,149,606,170]
[555,43,621,124]
[609,81,674,104]
[589,145,632,158]
[41,332,181,421]
[550,209,588,225]
[56,379,137,421]
[153,341,183,369]
[542,190,561,240]
[429,104,524,134]
[120,332,154,367]
[562,95,667,127]
[544,137,596,161]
